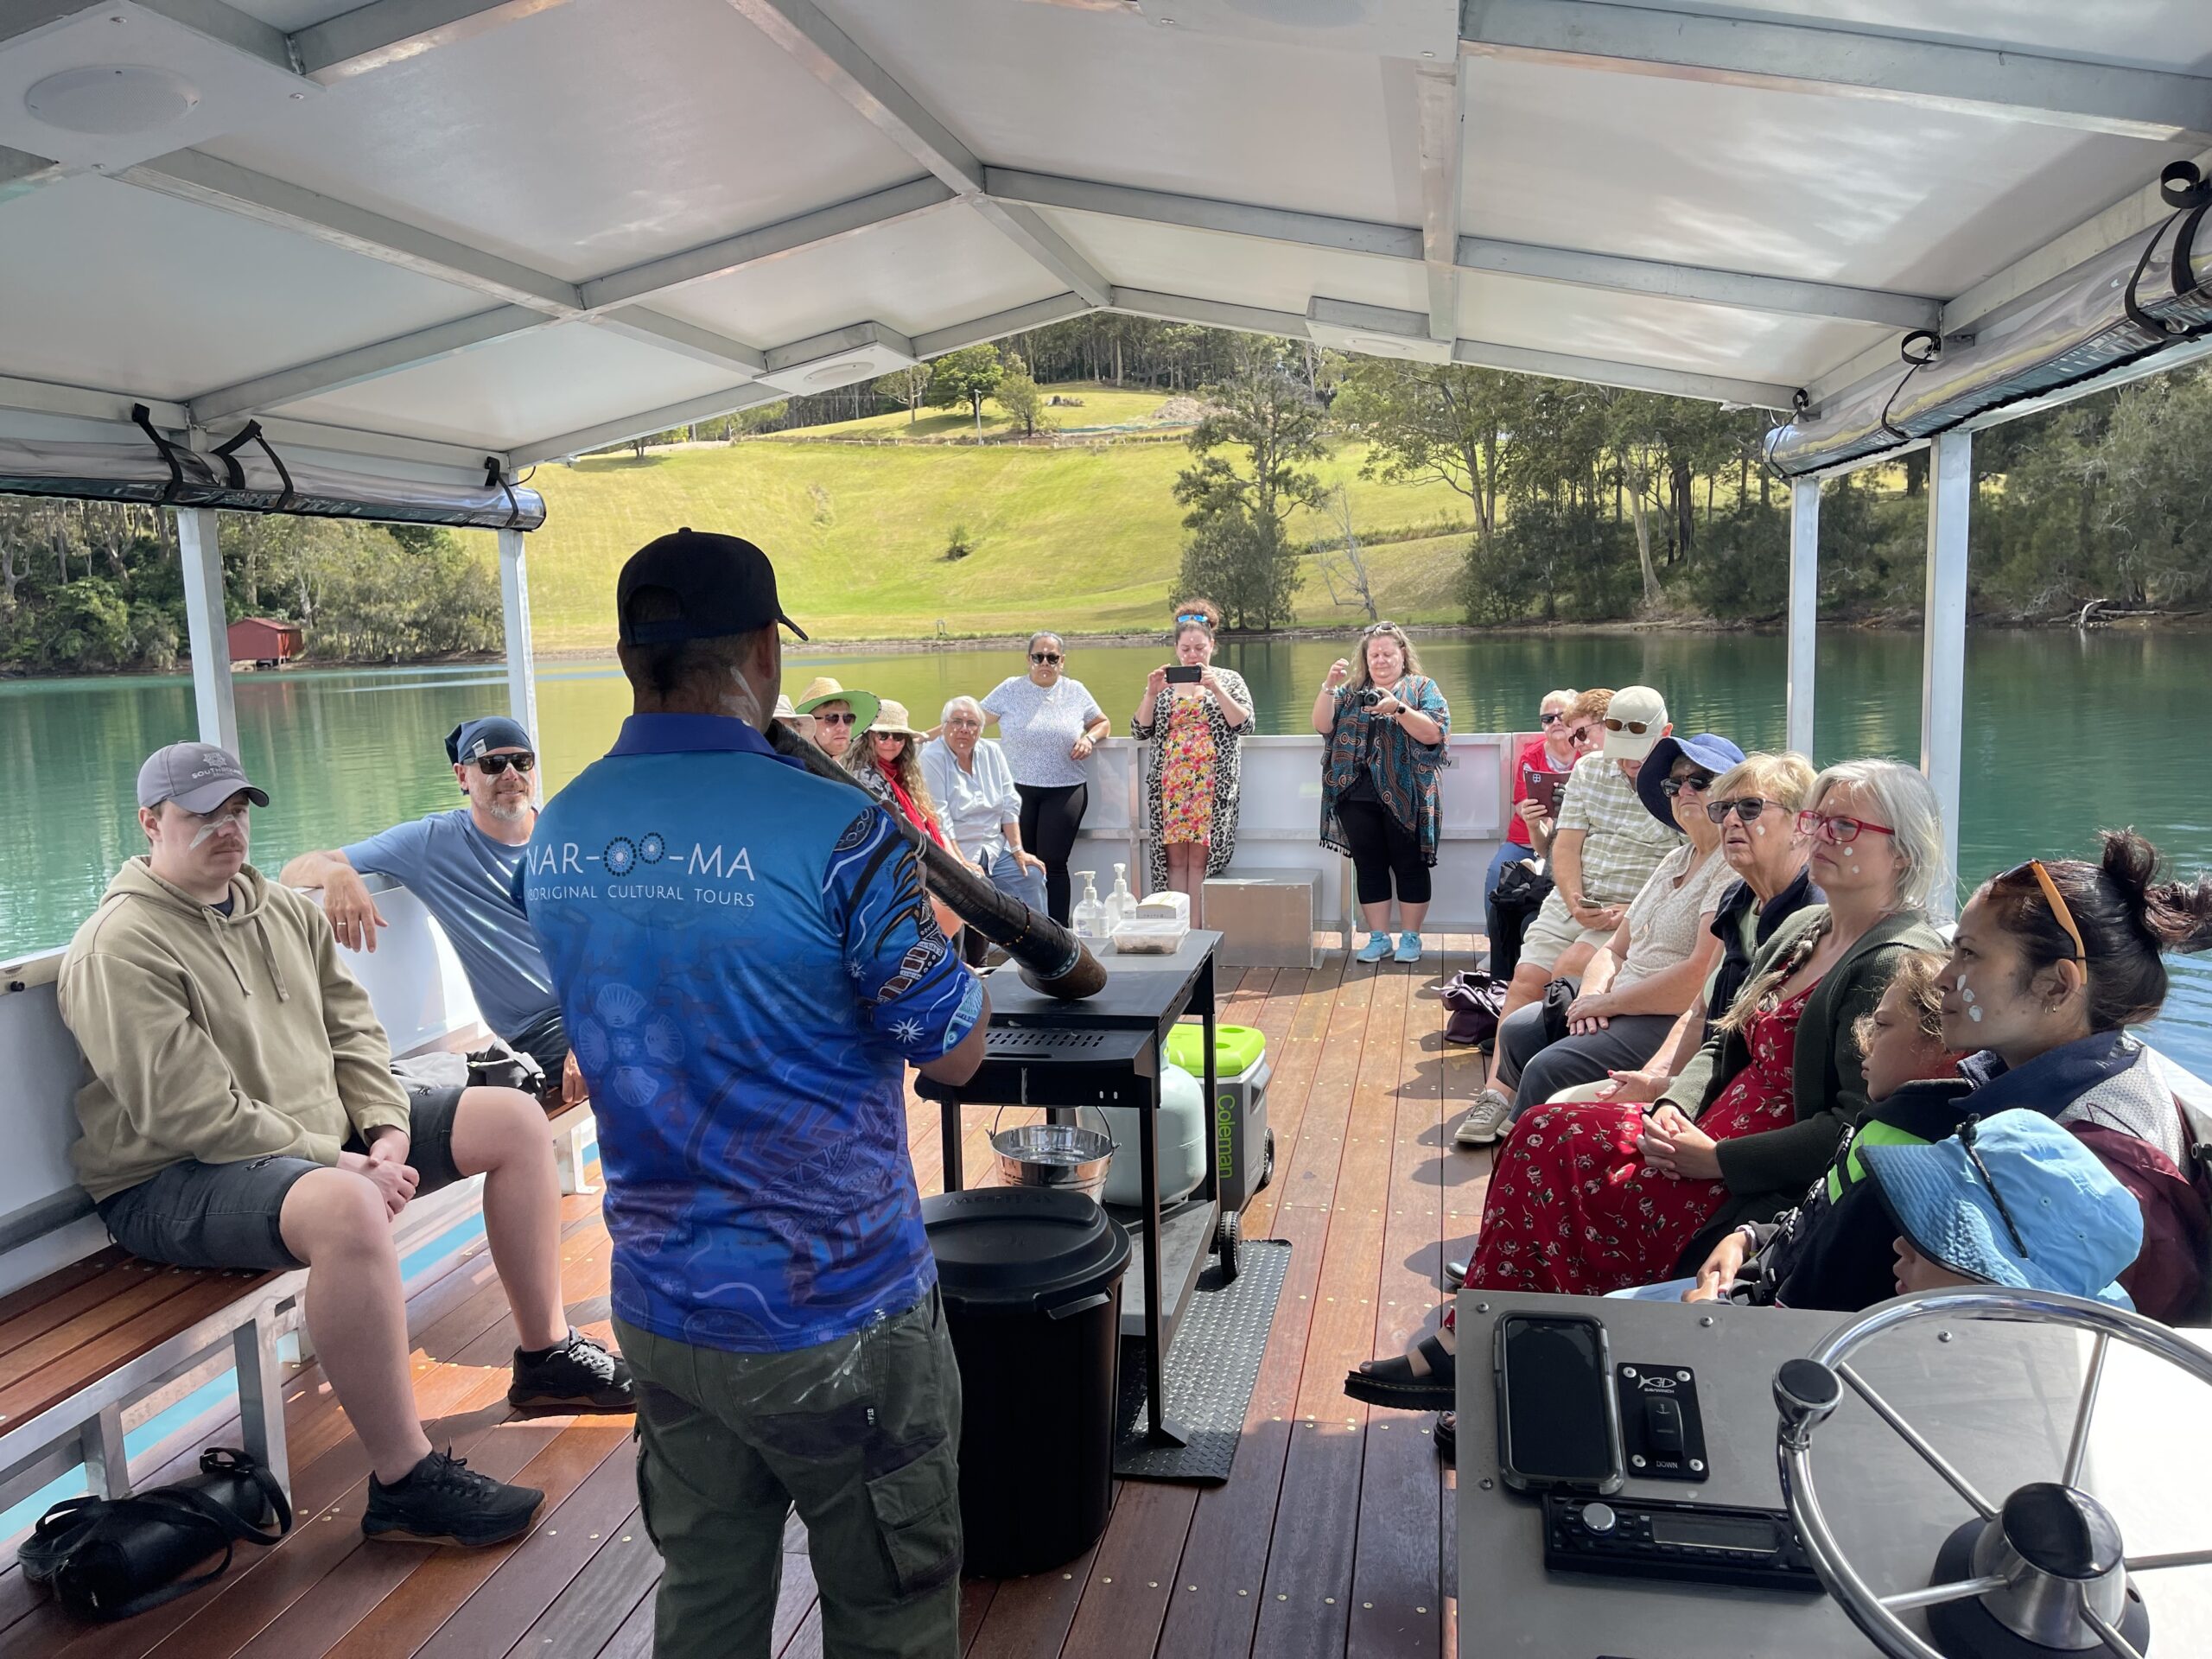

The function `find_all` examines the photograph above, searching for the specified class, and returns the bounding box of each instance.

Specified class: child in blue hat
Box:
[1861,1109,2145,1306]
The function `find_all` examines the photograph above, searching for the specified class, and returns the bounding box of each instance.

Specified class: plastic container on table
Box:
[922,1186,1132,1577]
[1109,915,1189,955]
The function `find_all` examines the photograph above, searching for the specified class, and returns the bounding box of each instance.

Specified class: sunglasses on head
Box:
[1659,773,1714,798]
[1604,716,1652,735]
[471,752,536,775]
[1174,612,1211,626]
[2000,858,2088,962]
[1958,1114,2031,1258]
[1031,652,1063,664]
[815,710,857,726]
[1796,809,1894,845]
[1706,797,1779,824]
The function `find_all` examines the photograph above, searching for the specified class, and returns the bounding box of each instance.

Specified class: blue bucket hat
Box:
[1634,733,1745,829]
[1860,1109,2142,1307]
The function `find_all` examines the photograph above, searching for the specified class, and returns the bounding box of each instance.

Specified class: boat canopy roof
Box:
[3,0,2212,499]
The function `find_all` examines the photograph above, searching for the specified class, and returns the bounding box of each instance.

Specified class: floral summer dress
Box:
[1158,692,1217,846]
[1465,982,1819,1296]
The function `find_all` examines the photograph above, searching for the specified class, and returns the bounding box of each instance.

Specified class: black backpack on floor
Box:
[18,1447,292,1621]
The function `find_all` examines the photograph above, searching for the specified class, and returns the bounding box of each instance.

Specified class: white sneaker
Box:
[1454,1090,1514,1147]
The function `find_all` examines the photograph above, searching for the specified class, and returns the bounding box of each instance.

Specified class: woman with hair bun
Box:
[1129,597,1255,926]
[1935,830,2212,1321]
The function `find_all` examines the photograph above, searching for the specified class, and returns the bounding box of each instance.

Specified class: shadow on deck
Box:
[0,942,1497,1659]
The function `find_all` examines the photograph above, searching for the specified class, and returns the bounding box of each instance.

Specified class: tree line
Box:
[0,501,500,674]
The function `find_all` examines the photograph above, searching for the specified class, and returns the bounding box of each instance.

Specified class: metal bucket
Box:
[989,1112,1115,1203]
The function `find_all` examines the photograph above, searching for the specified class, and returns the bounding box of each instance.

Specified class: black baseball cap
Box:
[617,528,807,645]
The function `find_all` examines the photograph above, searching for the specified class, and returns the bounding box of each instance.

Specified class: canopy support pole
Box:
[1786,478,1819,759]
[175,507,238,756]
[497,527,539,747]
[1920,431,1972,914]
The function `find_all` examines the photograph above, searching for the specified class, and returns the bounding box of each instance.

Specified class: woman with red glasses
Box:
[980,631,1110,927]
[1348,760,1948,1414]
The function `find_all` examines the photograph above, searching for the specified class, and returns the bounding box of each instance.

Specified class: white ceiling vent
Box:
[1305,296,1452,363]
[0,3,316,173]
[759,321,920,394]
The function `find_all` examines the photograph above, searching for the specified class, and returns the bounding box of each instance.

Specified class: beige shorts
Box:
[1517,891,1616,975]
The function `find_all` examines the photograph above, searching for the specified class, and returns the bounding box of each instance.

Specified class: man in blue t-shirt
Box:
[282,715,571,1090]
[524,529,986,1659]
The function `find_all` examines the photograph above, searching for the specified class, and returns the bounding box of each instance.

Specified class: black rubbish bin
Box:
[922,1185,1132,1578]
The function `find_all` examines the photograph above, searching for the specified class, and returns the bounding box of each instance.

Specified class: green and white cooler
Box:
[1165,1023,1274,1217]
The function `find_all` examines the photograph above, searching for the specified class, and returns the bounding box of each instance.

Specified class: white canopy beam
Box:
[175,508,238,756]
[294,0,581,83]
[1414,61,1466,344]
[1450,337,1797,409]
[118,152,585,317]
[911,292,1093,359]
[0,144,64,203]
[188,307,541,425]
[1787,478,1819,759]
[1108,288,1312,342]
[508,382,790,470]
[989,168,1934,328]
[724,0,1113,306]
[1460,0,2212,144]
[1920,430,1973,911]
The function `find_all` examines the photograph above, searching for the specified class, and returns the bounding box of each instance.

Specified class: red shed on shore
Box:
[228,617,302,667]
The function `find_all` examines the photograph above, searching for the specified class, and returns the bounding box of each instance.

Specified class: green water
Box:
[7,630,2209,1072]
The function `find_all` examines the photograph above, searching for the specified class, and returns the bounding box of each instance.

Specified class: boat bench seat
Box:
[0,1097,599,1522]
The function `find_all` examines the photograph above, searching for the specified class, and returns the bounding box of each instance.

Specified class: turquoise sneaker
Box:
[1394,931,1423,964]
[1356,931,1391,963]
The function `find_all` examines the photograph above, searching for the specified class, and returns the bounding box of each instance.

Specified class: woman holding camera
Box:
[1130,599,1255,926]
[1314,622,1451,964]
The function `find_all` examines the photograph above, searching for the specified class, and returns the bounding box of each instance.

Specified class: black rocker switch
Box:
[1644,1395,1686,1456]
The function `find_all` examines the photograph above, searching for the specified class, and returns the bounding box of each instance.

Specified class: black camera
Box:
[1351,687,1386,708]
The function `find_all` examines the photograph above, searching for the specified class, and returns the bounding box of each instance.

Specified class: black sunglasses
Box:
[815,710,857,726]
[1031,652,1063,664]
[1958,1115,2031,1259]
[1706,797,1778,824]
[472,752,536,775]
[1540,710,1567,726]
[1660,773,1714,799]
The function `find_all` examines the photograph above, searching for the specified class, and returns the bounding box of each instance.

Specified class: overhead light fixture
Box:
[1306,296,1452,364]
[24,64,198,135]
[759,321,920,394]
[804,360,874,388]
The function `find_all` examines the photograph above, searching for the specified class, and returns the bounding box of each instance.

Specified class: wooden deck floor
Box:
[0,942,1497,1659]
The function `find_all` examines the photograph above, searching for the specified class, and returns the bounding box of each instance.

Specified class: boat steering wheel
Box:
[1772,1288,2212,1659]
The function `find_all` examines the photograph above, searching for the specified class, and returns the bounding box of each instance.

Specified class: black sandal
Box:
[1433,1412,1456,1465]
[1343,1330,1457,1410]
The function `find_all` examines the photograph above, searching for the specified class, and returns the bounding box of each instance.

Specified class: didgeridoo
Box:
[765,721,1108,1001]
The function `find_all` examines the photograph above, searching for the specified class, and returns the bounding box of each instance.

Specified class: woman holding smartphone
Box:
[1130,598,1255,925]
[1314,621,1451,964]
[1484,688,1583,948]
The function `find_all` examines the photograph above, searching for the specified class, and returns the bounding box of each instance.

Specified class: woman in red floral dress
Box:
[1345,760,1951,1411]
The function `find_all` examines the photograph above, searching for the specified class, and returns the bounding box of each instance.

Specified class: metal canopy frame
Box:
[5,3,2211,878]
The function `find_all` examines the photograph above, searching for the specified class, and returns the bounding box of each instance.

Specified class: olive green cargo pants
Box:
[616,1287,963,1659]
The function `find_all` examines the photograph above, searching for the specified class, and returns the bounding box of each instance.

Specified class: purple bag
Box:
[1440,970,1507,1047]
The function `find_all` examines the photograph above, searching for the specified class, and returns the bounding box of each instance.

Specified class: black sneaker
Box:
[508,1327,633,1413]
[363,1449,543,1547]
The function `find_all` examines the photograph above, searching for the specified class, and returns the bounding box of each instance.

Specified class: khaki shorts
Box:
[1517,892,1617,976]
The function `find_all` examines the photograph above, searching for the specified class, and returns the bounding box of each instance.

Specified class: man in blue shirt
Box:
[282,715,572,1092]
[524,529,986,1659]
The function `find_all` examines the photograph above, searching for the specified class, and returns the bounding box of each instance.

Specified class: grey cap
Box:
[136,742,270,815]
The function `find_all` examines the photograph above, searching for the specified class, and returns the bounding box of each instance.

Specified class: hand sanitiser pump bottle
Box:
[1073,873,1103,940]
[1105,864,1135,934]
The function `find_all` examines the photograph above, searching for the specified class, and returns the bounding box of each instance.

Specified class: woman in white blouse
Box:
[921,697,1049,963]
[979,632,1110,926]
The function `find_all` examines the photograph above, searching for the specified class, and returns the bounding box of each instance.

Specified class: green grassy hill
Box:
[521,385,1475,649]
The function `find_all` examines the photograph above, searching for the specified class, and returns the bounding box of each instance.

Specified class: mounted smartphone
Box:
[1164,664,1203,684]
[1494,1312,1624,1495]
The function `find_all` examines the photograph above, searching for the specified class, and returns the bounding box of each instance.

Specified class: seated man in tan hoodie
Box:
[60,742,632,1549]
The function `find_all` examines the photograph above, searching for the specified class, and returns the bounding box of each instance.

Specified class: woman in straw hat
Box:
[847,698,963,940]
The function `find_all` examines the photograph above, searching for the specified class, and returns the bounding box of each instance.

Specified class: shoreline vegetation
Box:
[5,316,2207,677]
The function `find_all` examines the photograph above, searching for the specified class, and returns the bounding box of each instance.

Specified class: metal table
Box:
[918,931,1220,1446]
